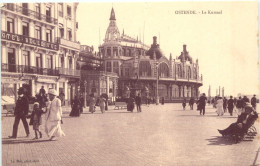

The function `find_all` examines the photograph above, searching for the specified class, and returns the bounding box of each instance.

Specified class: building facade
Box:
[99,8,203,102]
[1,3,80,105]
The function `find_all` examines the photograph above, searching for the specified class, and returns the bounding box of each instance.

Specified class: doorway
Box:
[8,48,16,72]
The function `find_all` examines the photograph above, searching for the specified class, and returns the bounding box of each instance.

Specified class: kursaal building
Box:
[1,3,80,105]
[98,8,203,102]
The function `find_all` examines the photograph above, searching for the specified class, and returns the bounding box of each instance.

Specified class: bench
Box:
[2,104,34,116]
[3,104,15,116]
[114,102,127,110]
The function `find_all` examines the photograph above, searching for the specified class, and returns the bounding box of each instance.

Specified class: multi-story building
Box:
[99,8,203,102]
[1,3,80,105]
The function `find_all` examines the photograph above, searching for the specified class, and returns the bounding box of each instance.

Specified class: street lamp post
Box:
[156,61,159,105]
[84,80,87,108]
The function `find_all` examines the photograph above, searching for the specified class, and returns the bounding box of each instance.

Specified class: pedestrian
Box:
[28,102,46,139]
[227,96,234,116]
[69,96,80,117]
[189,97,194,110]
[251,94,257,110]
[182,99,186,110]
[39,86,46,97]
[223,97,227,113]
[99,96,106,113]
[236,96,243,116]
[79,95,84,113]
[9,87,30,139]
[127,95,135,112]
[198,93,207,115]
[216,96,224,116]
[135,93,142,112]
[59,90,65,106]
[161,97,165,105]
[89,94,96,113]
[45,89,65,141]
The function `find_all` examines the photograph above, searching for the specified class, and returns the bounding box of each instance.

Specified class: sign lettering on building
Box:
[1,31,59,51]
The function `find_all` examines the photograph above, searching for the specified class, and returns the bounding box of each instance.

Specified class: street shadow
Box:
[206,136,234,145]
[2,139,51,145]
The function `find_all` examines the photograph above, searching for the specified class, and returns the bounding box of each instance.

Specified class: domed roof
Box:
[146,36,163,59]
[178,45,193,63]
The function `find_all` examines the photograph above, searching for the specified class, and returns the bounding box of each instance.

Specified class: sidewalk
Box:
[2,104,260,166]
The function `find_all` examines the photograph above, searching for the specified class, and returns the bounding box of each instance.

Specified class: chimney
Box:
[183,44,187,52]
[153,36,157,45]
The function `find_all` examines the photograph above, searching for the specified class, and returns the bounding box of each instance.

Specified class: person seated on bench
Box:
[218,102,257,137]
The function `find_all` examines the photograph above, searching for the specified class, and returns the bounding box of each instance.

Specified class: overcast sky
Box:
[76,1,259,97]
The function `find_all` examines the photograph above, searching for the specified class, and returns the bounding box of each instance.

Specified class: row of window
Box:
[6,48,73,69]
[7,3,72,20]
[6,17,73,42]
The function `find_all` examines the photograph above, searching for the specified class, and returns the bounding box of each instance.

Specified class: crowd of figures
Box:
[8,87,65,141]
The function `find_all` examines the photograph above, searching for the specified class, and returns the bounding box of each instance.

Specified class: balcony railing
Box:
[3,4,58,24]
[81,70,118,77]
[56,37,80,50]
[1,63,59,76]
[57,67,80,77]
[1,31,59,51]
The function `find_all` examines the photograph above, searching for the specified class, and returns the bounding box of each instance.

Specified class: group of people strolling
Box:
[9,87,65,141]
[127,93,142,112]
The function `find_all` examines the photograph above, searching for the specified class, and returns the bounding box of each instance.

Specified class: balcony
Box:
[56,37,80,50]
[1,63,59,76]
[1,31,59,51]
[57,67,80,77]
[81,70,118,77]
[2,4,58,25]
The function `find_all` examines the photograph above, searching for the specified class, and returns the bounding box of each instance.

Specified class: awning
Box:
[37,78,57,84]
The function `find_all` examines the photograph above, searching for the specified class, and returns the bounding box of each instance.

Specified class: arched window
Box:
[177,65,182,78]
[158,62,169,78]
[193,68,197,79]
[139,61,151,76]
[188,67,191,79]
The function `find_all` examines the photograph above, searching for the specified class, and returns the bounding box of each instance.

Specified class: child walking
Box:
[29,102,46,139]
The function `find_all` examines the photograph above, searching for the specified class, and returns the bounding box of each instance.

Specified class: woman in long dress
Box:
[69,96,80,117]
[89,94,96,113]
[216,97,224,116]
[127,95,135,112]
[99,97,105,113]
[45,89,65,141]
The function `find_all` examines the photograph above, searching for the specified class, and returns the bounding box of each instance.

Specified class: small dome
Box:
[178,45,193,63]
[146,36,163,59]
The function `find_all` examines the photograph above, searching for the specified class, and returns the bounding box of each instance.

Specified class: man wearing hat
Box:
[251,95,257,110]
[9,87,30,138]
[45,88,65,141]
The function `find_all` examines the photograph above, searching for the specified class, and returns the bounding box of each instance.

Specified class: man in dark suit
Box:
[9,87,30,138]
[251,95,257,110]
[228,96,234,116]
[135,93,142,112]
[198,93,207,115]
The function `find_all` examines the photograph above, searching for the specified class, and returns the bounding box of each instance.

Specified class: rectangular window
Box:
[7,18,14,33]
[46,7,51,23]
[60,56,64,68]
[35,3,41,19]
[59,28,64,38]
[23,51,30,66]
[58,3,63,17]
[106,62,111,72]
[46,29,52,42]
[46,55,52,69]
[113,61,119,75]
[35,54,42,68]
[125,68,129,77]
[68,57,72,69]
[22,22,29,36]
[67,29,72,41]
[22,3,28,16]
[35,26,41,40]
[6,3,14,11]
[67,6,71,18]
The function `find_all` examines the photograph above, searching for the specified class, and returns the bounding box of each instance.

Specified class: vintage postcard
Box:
[1,1,259,166]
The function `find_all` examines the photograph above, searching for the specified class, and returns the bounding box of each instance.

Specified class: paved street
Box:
[2,104,260,166]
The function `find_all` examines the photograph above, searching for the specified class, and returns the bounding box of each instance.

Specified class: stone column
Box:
[18,48,22,66]
[30,51,35,67]
[31,79,35,97]
[17,17,22,35]
[64,80,68,100]
[29,21,34,38]
[2,46,7,64]
[56,81,59,95]
[1,13,6,31]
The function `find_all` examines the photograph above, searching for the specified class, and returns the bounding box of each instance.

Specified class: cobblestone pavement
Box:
[2,104,260,166]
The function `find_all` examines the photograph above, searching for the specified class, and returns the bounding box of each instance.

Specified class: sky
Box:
[76,1,259,97]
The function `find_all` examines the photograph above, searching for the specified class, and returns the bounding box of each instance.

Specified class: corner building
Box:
[1,3,80,105]
[99,8,203,102]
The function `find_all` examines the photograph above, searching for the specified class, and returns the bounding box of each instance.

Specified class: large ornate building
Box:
[99,8,203,102]
[1,3,80,105]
